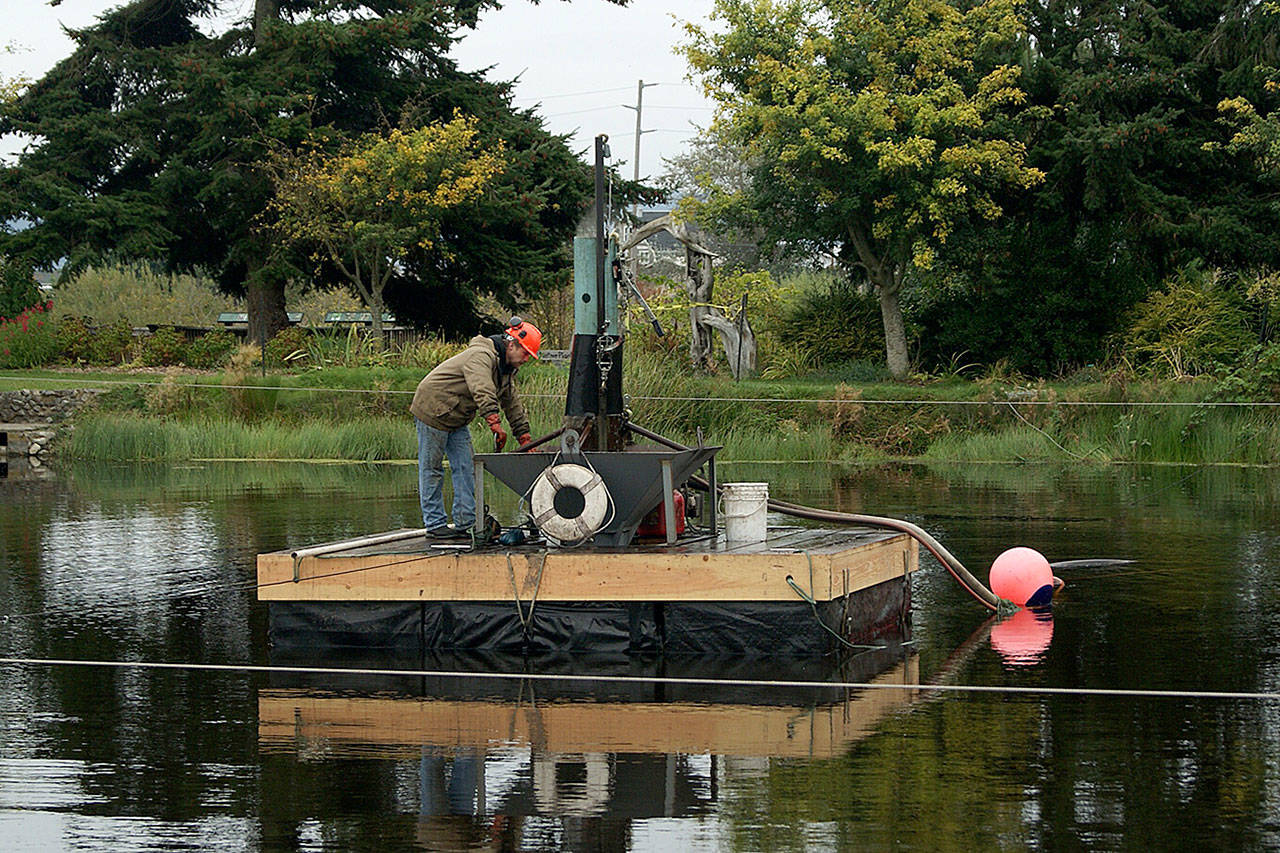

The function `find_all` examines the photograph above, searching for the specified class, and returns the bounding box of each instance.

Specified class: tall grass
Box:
[924,427,1085,463]
[925,403,1280,465]
[65,413,413,461]
[45,352,1280,466]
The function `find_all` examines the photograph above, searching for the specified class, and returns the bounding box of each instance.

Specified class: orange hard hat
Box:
[505,316,542,358]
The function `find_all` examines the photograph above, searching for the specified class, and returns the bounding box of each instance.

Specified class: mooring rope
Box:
[2,656,1279,702]
[784,552,883,651]
[505,552,546,633]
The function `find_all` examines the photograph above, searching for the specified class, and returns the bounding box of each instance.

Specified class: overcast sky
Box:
[1,0,717,180]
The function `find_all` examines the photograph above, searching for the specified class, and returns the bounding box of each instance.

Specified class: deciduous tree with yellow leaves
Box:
[267,116,504,342]
[682,0,1044,379]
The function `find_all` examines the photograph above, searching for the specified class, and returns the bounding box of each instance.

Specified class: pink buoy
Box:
[989,546,1055,607]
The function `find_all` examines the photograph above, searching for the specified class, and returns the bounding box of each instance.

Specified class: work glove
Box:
[517,432,533,449]
[485,413,507,452]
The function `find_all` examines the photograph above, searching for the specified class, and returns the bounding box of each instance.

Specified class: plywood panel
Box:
[257,529,915,603]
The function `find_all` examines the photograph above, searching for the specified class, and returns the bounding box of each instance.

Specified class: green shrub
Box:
[265,326,310,367]
[184,329,237,369]
[1213,341,1280,401]
[55,316,94,362]
[0,257,41,321]
[812,358,893,383]
[0,302,59,367]
[778,277,883,368]
[88,320,136,365]
[1120,265,1254,377]
[138,326,188,367]
[299,325,392,368]
[1240,268,1280,343]
[760,342,816,379]
[54,263,239,326]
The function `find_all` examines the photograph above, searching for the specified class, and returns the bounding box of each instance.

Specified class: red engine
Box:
[635,490,686,538]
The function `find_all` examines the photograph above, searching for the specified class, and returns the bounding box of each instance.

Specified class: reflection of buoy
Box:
[990,607,1054,666]
[990,546,1055,607]
[530,463,608,543]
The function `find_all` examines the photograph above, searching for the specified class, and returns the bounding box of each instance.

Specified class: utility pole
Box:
[622,80,658,294]
[622,80,658,221]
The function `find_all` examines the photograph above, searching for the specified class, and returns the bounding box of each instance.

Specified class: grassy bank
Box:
[8,357,1279,465]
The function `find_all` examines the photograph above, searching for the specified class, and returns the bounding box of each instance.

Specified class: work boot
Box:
[427,524,471,540]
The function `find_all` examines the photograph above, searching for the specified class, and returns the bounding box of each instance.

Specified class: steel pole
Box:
[594,135,608,450]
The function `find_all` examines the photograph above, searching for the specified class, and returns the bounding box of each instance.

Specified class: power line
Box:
[512,83,702,103]
[2,656,1278,702]
[512,85,639,102]
[609,129,700,138]
[543,105,627,118]
[1,374,1277,407]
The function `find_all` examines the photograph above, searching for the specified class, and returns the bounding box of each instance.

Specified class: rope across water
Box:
[1,656,1278,703]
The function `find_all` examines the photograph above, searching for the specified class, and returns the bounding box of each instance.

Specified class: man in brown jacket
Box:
[409,318,541,538]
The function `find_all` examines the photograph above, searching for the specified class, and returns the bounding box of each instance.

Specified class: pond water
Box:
[2,458,1279,850]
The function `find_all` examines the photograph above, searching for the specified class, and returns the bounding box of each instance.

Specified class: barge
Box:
[259,522,916,655]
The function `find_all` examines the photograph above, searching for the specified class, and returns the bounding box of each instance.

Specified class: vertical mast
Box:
[594,135,609,450]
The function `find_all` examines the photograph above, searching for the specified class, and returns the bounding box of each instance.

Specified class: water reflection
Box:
[989,608,1055,667]
[258,648,919,825]
[4,460,1280,849]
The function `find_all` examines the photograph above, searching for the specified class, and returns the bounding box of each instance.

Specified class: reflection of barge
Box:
[260,649,919,760]
[258,649,919,820]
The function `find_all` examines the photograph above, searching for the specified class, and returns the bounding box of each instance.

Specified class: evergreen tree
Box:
[0,0,613,340]
[0,256,40,322]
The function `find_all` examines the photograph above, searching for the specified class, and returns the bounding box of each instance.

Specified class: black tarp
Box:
[269,576,909,656]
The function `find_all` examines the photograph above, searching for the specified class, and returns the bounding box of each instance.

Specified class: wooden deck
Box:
[257,525,917,603]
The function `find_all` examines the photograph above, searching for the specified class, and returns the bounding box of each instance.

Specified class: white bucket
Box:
[722,482,769,544]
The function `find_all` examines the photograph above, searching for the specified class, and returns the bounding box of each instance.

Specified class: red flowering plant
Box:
[0,301,60,368]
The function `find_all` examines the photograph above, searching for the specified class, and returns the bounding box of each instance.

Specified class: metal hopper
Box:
[475,443,720,547]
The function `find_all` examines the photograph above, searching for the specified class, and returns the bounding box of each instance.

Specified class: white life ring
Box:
[530,463,609,543]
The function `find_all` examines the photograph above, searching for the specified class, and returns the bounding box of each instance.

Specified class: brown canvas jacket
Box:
[409,335,531,436]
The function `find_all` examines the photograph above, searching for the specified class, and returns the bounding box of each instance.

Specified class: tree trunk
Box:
[245,0,285,348]
[254,0,278,49]
[686,246,715,371]
[875,270,910,380]
[846,222,909,381]
[369,287,385,349]
[699,294,757,380]
[246,260,289,349]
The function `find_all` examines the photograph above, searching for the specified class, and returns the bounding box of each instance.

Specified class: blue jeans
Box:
[416,417,475,530]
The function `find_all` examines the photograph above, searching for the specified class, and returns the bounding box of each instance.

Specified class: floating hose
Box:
[624,422,1013,613]
[763,496,1012,613]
